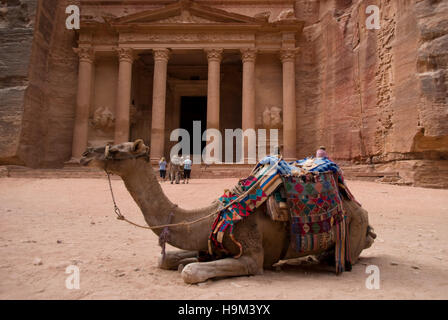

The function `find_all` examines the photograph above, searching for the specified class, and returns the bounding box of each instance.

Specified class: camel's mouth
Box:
[80,146,107,167]
[79,156,93,166]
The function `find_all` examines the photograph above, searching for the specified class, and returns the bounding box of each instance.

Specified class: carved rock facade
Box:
[0,0,447,188]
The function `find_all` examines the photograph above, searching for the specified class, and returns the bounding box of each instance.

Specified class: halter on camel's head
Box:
[80,139,150,172]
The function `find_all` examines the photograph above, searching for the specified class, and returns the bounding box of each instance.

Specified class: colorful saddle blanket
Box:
[208,156,354,273]
[282,171,351,273]
[208,163,283,254]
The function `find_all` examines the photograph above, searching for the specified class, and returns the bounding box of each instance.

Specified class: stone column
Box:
[114,47,134,144]
[205,48,223,132]
[204,48,223,162]
[241,48,257,163]
[72,47,94,159]
[150,48,170,162]
[280,48,299,160]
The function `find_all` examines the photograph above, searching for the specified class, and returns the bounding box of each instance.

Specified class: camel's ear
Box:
[132,139,145,153]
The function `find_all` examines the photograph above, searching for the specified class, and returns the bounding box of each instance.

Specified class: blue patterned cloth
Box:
[292,157,340,174]
[256,156,341,175]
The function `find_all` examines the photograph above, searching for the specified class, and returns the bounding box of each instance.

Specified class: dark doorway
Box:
[179,96,207,155]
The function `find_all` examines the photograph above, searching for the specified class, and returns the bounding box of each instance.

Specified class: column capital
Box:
[73,47,94,64]
[153,48,171,62]
[241,48,257,63]
[280,48,300,63]
[115,47,134,63]
[205,48,223,63]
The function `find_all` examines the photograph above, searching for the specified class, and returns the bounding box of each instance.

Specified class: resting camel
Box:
[81,140,376,284]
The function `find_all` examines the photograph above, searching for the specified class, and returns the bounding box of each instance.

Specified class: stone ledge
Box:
[2,159,447,189]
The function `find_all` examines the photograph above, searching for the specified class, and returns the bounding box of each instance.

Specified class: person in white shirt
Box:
[183,156,192,184]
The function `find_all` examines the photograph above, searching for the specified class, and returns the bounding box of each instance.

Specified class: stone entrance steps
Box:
[1,164,254,180]
[1,163,399,182]
[341,165,400,182]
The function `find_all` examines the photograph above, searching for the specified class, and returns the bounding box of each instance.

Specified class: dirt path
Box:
[0,177,447,299]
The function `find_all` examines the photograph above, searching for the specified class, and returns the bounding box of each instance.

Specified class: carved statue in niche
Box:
[262,106,283,129]
[275,9,297,22]
[301,0,319,18]
[91,106,115,131]
[254,11,271,22]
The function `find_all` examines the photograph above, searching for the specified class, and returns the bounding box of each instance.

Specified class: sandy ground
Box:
[0,177,447,300]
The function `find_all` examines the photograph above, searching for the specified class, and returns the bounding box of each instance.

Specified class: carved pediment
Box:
[113,0,262,26]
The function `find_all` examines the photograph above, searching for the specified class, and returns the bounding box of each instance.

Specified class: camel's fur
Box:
[81,141,375,284]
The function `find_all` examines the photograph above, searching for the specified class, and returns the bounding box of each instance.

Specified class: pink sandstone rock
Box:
[0,0,446,188]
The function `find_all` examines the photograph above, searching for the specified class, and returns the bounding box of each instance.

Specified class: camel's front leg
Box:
[181,256,263,284]
[158,250,198,270]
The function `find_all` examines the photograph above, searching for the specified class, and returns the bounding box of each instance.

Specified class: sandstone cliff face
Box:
[0,0,447,187]
[19,0,78,168]
[0,0,79,167]
[0,0,37,164]
[295,0,448,187]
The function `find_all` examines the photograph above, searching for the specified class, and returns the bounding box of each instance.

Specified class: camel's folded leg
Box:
[181,256,262,284]
[343,199,374,263]
[157,250,198,270]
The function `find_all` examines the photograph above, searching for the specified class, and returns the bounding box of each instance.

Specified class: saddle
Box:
[208,157,353,273]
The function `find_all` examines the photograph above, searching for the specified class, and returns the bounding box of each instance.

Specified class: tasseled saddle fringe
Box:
[335,214,352,274]
[158,211,175,261]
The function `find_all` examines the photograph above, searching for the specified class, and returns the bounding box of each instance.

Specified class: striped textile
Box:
[209,164,282,255]
[282,171,352,274]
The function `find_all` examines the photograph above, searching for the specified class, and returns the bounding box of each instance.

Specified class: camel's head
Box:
[80,139,149,174]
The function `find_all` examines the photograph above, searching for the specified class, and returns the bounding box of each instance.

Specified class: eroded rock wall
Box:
[0,0,79,167]
[1,0,446,187]
[0,0,37,165]
[295,0,448,187]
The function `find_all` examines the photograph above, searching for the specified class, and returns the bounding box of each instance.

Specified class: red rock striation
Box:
[0,0,447,187]
[295,0,448,188]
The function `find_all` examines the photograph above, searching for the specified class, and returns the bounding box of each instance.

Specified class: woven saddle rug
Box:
[208,156,354,273]
[208,163,283,257]
[282,171,352,273]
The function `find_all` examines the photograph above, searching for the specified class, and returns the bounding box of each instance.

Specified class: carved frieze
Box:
[156,10,216,24]
[119,32,253,43]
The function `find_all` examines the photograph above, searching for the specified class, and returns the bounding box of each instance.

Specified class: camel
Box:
[167,155,185,184]
[80,140,376,284]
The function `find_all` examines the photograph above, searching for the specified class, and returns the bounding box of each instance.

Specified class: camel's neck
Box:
[118,159,218,251]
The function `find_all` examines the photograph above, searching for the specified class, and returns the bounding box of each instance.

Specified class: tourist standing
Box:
[316,146,328,158]
[159,157,167,181]
[183,156,192,184]
[316,146,335,162]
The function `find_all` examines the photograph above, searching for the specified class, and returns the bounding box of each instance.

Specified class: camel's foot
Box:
[177,258,199,273]
[181,256,262,284]
[365,225,376,249]
[158,250,198,270]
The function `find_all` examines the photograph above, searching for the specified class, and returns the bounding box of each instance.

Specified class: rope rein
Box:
[104,156,282,231]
